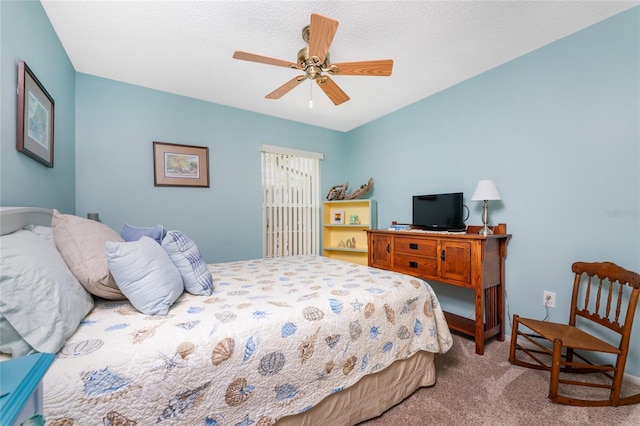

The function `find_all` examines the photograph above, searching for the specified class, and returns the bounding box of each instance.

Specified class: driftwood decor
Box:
[326,178,373,200]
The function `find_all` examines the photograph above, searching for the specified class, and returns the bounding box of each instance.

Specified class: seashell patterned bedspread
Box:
[43,256,453,425]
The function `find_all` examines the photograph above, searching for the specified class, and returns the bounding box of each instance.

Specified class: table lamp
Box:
[471,180,501,236]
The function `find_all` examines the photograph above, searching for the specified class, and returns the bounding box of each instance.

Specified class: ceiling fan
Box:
[232,13,393,106]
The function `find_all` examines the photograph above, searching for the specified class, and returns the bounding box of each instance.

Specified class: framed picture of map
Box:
[17,60,55,167]
[153,141,210,187]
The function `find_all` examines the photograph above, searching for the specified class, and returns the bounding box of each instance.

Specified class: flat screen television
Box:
[412,192,465,231]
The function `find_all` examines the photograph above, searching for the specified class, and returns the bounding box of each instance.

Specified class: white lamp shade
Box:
[471,180,502,201]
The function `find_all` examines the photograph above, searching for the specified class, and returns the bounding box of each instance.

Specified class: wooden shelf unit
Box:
[367,224,510,355]
[322,199,376,266]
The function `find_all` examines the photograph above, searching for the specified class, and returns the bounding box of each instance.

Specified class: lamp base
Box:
[478,225,493,236]
[478,200,493,236]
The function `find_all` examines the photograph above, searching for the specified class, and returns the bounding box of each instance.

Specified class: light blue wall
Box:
[2,1,640,377]
[0,0,76,213]
[346,8,640,375]
[75,74,346,263]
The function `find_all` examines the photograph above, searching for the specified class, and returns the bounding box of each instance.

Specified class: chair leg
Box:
[610,352,629,405]
[508,314,520,363]
[565,348,574,373]
[614,344,640,405]
[548,338,563,402]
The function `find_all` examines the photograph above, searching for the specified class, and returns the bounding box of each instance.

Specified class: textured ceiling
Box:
[40,1,638,132]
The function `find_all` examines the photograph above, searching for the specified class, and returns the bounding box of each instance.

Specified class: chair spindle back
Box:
[570,261,640,340]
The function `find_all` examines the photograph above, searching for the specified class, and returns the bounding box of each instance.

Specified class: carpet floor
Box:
[360,334,640,425]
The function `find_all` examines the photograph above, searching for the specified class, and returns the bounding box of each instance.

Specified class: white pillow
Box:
[23,224,54,240]
[106,236,183,315]
[52,209,125,300]
[0,229,94,357]
[162,230,213,296]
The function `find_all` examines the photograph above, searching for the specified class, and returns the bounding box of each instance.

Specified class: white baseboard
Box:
[625,372,640,386]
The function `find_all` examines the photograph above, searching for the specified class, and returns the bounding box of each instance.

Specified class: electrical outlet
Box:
[543,291,556,308]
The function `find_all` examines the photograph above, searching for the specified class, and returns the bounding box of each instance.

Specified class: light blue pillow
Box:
[0,316,33,357]
[0,228,94,357]
[120,223,166,244]
[162,230,213,296]
[105,236,183,315]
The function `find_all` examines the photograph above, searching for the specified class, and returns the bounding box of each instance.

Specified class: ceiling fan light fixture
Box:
[298,47,330,80]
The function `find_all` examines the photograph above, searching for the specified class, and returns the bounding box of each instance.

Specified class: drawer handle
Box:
[409,243,418,250]
[409,261,418,268]
[386,243,390,253]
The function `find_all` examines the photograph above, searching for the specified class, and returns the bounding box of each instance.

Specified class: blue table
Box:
[0,353,55,425]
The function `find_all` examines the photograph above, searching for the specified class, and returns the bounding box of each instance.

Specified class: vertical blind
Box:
[261,145,322,258]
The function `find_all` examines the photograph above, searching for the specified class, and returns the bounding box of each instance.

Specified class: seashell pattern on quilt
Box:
[43,256,452,425]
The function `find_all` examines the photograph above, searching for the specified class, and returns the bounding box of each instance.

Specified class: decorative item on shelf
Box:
[326,178,374,200]
[471,179,502,236]
[326,183,347,200]
[87,213,100,222]
[337,237,357,249]
[349,214,360,225]
[387,222,411,231]
[330,209,345,224]
[346,237,356,248]
[345,178,374,200]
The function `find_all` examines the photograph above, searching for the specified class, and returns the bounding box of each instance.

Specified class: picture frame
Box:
[17,60,55,168]
[153,141,210,187]
[330,209,345,224]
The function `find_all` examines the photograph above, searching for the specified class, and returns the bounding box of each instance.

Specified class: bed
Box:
[0,207,453,425]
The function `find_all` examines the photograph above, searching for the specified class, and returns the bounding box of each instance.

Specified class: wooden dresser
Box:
[367,224,510,355]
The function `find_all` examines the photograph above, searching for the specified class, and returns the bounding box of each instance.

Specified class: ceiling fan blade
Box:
[308,13,338,65]
[316,76,350,105]
[328,59,394,76]
[265,76,307,99]
[233,51,299,69]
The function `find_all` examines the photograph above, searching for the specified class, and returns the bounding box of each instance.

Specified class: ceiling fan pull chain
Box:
[309,80,313,109]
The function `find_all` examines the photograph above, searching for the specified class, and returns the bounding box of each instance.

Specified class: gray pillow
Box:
[0,228,94,356]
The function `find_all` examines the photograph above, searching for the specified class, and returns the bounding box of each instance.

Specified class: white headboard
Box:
[0,207,53,236]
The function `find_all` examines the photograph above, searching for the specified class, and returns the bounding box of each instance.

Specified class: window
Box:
[261,145,323,258]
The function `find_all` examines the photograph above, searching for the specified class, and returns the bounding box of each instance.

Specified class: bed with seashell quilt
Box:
[0,207,453,425]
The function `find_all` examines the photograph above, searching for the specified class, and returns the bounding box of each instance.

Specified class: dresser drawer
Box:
[394,236,437,256]
[393,253,437,278]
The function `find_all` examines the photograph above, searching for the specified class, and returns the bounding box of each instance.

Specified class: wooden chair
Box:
[508,261,640,406]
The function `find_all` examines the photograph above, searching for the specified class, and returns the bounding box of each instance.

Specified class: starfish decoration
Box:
[351,299,363,312]
[150,351,188,378]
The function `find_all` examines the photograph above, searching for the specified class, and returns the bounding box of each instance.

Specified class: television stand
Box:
[367,224,511,355]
